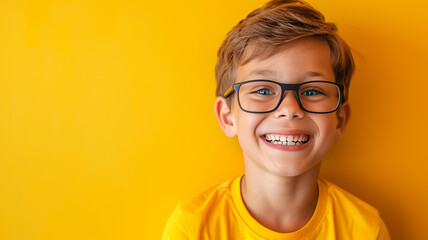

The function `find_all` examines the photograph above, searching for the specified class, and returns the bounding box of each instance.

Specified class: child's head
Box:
[215,0,354,105]
[214,0,353,177]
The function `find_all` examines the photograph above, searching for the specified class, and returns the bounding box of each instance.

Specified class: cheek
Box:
[234,112,265,140]
[315,115,338,139]
[306,113,333,132]
[236,115,261,135]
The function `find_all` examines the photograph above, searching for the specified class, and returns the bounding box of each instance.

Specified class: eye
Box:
[255,88,274,95]
[302,89,321,96]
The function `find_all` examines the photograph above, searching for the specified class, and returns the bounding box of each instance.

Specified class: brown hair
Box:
[215,0,354,103]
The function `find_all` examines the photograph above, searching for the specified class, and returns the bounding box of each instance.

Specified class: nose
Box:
[273,91,305,119]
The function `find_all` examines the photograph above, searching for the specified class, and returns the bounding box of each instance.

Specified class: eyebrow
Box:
[247,70,277,78]
[305,71,326,78]
[247,70,327,79]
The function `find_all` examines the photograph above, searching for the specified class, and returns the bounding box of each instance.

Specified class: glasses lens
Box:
[237,81,341,113]
[238,81,281,112]
[298,82,340,113]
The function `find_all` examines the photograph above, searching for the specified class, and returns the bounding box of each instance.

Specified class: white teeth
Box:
[265,134,309,145]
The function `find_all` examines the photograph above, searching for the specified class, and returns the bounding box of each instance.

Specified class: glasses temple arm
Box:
[223,85,235,98]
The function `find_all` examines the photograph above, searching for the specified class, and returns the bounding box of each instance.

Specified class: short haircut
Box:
[215,0,354,103]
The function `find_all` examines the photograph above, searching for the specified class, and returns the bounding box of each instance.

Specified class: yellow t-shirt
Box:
[162,176,390,240]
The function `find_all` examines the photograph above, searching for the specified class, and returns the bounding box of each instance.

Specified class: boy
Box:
[163,0,390,239]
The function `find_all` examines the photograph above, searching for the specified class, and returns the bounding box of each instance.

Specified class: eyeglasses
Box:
[223,80,344,114]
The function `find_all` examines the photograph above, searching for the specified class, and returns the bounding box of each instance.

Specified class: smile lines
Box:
[264,134,309,146]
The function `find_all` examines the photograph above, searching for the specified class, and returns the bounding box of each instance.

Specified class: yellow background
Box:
[0,0,427,239]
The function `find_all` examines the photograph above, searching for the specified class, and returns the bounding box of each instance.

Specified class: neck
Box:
[241,163,321,233]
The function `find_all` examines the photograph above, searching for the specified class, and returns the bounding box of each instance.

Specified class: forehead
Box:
[236,38,334,83]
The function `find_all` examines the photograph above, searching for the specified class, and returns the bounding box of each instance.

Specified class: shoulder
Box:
[162,178,236,240]
[165,178,237,234]
[321,179,379,217]
[320,179,378,210]
[178,178,234,214]
[320,179,389,239]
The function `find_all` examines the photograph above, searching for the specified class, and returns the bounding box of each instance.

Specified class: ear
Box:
[214,97,237,137]
[335,101,351,140]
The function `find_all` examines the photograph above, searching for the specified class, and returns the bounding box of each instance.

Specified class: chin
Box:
[267,159,321,178]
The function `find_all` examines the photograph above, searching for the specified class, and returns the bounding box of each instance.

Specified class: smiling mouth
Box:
[264,134,310,146]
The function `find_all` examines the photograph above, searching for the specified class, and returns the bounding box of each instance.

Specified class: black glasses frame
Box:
[223,80,344,114]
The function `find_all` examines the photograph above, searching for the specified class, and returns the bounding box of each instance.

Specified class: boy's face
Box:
[215,37,350,177]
